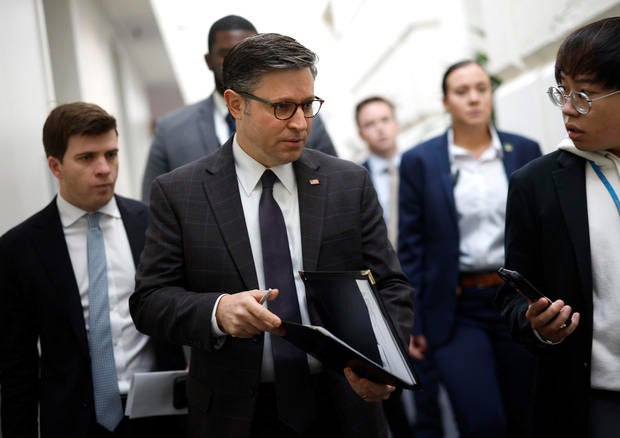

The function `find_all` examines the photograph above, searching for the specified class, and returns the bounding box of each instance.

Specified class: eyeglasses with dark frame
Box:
[547,86,620,115]
[236,91,324,120]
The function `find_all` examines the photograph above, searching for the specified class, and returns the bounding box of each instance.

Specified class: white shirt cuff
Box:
[211,294,229,339]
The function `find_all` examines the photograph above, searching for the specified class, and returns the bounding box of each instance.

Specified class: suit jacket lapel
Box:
[498,131,518,176]
[436,133,459,223]
[552,151,593,299]
[116,196,146,266]
[202,141,258,290]
[294,153,325,271]
[32,200,90,358]
[197,94,223,154]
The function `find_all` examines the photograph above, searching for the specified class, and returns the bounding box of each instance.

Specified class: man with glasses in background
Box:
[497,16,620,438]
[130,33,415,437]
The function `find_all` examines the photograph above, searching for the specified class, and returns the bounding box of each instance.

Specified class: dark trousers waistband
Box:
[460,271,503,288]
[591,388,620,402]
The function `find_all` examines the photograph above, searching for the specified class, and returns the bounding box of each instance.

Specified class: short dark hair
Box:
[223,33,318,93]
[555,16,620,90]
[355,96,395,126]
[441,60,486,96]
[207,15,257,52]
[42,102,117,161]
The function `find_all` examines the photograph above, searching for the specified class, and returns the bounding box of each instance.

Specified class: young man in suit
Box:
[141,14,337,202]
[130,33,415,437]
[399,60,542,437]
[356,95,417,437]
[357,96,401,247]
[497,17,620,438]
[0,102,186,438]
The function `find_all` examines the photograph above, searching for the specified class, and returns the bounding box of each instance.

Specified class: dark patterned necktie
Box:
[259,169,315,433]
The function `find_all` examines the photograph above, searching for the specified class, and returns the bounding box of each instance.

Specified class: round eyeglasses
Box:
[547,86,620,115]
[237,91,324,120]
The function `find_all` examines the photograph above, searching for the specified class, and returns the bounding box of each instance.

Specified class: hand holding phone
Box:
[497,267,571,327]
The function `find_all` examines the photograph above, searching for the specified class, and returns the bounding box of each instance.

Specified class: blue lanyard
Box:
[589,160,620,216]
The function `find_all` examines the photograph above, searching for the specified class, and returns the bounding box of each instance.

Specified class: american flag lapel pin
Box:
[309,178,320,185]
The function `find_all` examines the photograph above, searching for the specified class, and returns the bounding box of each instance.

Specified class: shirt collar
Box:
[56,194,120,228]
[448,125,503,161]
[367,153,401,173]
[557,137,616,168]
[232,138,296,196]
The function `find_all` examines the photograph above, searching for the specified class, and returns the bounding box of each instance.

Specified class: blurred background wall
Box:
[1,0,619,235]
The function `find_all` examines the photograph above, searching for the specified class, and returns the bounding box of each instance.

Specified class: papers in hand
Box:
[282,270,418,389]
[125,370,188,418]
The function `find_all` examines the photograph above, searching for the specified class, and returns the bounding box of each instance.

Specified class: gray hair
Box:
[222,33,318,93]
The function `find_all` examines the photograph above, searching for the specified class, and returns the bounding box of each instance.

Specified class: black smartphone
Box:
[497,267,549,303]
[497,267,572,327]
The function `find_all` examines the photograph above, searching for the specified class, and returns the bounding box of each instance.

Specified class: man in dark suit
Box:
[497,17,620,438]
[130,33,414,437]
[399,60,541,437]
[356,95,414,438]
[141,14,337,202]
[0,102,186,438]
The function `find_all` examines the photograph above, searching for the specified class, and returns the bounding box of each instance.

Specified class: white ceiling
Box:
[97,0,341,107]
[150,0,334,104]
[96,0,177,88]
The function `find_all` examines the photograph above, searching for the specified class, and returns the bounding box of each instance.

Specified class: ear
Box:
[48,156,62,179]
[442,95,449,112]
[204,52,213,71]
[224,89,244,120]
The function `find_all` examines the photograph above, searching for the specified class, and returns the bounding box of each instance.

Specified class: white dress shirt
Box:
[209,136,321,381]
[57,195,155,393]
[366,153,401,224]
[449,127,507,272]
[213,91,232,145]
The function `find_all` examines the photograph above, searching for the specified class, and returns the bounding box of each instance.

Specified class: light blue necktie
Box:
[86,212,123,431]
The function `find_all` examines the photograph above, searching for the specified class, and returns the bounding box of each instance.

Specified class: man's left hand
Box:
[343,367,395,403]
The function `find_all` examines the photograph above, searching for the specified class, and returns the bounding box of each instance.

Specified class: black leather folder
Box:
[280,270,418,389]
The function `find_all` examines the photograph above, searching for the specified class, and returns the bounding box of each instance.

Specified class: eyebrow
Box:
[271,95,316,103]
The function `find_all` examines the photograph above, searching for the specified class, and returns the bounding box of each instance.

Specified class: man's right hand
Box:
[215,289,282,338]
[525,297,580,344]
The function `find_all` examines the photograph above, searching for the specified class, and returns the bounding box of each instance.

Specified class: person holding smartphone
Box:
[496,16,620,438]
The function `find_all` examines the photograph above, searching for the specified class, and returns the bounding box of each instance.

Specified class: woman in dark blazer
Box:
[399,60,541,437]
